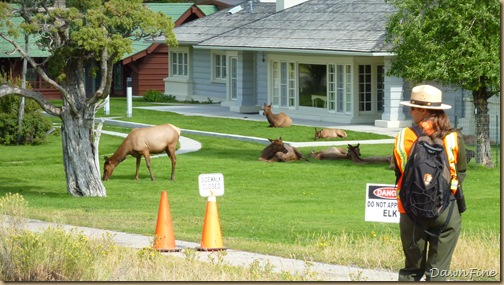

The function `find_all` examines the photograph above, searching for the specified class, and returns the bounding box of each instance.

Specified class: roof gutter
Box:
[193,45,395,57]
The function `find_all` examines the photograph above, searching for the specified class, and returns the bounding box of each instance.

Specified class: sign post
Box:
[104,95,110,115]
[198,173,224,197]
[365,183,399,223]
[126,77,132,118]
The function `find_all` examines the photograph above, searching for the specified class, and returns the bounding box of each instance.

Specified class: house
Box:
[155,0,499,141]
[0,17,57,97]
[156,0,412,127]
[111,3,218,98]
[198,0,248,10]
[0,3,218,100]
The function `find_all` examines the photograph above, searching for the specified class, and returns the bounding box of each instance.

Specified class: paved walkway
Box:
[135,104,403,137]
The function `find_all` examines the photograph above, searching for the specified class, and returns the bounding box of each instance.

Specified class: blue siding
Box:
[192,49,227,101]
[255,52,268,105]
[237,51,255,106]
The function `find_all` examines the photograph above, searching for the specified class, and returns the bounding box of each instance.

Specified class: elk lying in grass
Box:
[347,143,394,169]
[310,147,349,160]
[259,137,308,162]
[262,103,292,128]
[103,124,180,181]
[314,127,347,140]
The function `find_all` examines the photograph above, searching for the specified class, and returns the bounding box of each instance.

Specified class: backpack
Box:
[399,125,452,219]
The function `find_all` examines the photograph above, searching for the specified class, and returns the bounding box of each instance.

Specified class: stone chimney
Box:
[276,0,308,12]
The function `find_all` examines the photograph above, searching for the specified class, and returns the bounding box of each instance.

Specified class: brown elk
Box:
[347,143,394,169]
[259,137,308,162]
[314,127,347,140]
[103,124,180,181]
[262,103,292,128]
[310,147,349,160]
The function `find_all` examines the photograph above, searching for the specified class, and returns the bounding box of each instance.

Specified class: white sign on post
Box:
[198,173,224,197]
[365,183,399,223]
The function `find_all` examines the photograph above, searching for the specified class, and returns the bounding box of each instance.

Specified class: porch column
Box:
[374,57,411,128]
[230,51,261,114]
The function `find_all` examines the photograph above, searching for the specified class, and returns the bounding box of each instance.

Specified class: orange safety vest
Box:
[394,127,459,214]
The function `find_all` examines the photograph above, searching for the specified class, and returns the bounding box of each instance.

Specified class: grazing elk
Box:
[314,127,347,140]
[310,147,349,160]
[347,143,394,169]
[103,124,180,181]
[259,137,308,162]
[262,103,292,128]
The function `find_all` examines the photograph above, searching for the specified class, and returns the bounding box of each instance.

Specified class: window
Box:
[26,67,51,89]
[377,65,384,112]
[113,64,122,91]
[171,50,188,77]
[214,53,227,81]
[272,61,296,107]
[229,57,237,100]
[358,65,372,112]
[327,64,352,113]
[298,64,326,108]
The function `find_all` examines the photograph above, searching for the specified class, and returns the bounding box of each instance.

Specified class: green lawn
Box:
[0,98,500,275]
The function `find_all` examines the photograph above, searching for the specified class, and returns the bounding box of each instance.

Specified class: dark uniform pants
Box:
[398,199,461,281]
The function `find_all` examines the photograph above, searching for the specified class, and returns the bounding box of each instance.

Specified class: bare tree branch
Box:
[0,85,61,117]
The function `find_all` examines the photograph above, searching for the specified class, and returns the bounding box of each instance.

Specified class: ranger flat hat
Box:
[400,85,452,110]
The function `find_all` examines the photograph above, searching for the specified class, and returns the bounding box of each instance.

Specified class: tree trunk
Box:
[60,105,106,197]
[473,89,494,168]
[17,36,28,144]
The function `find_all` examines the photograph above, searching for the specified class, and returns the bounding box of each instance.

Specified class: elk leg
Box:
[143,153,155,181]
[165,146,177,181]
[135,156,141,180]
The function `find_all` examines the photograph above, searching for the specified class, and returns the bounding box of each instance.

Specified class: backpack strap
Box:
[409,200,455,249]
[408,125,423,140]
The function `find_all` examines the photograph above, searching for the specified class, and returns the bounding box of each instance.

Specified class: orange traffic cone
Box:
[153,191,181,252]
[197,192,226,251]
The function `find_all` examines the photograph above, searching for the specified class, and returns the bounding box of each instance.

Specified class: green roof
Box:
[0,17,50,58]
[197,5,219,16]
[145,3,218,19]
[0,3,217,60]
[122,3,218,60]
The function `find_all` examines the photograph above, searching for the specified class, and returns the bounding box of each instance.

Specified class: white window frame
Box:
[212,51,227,82]
[376,65,384,112]
[327,64,352,114]
[228,56,238,100]
[271,60,296,108]
[170,47,189,78]
[358,64,372,112]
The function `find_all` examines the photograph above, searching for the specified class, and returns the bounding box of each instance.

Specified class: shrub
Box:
[142,90,176,102]
[0,95,53,145]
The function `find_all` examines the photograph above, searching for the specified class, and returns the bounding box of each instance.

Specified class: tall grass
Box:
[0,194,322,281]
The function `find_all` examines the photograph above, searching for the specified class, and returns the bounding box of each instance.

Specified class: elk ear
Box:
[268,138,274,142]
[357,143,360,147]
[104,156,109,163]
[279,137,282,140]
